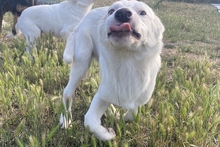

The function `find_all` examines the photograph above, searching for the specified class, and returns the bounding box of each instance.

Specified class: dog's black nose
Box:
[115,8,132,23]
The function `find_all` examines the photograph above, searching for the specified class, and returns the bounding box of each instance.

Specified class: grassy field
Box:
[0,0,220,146]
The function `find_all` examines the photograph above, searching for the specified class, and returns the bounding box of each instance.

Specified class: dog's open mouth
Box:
[108,23,141,40]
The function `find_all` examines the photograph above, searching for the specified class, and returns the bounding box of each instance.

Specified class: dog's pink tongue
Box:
[110,23,131,32]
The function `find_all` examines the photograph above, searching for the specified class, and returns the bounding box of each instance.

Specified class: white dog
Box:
[16,0,95,53]
[60,0,164,141]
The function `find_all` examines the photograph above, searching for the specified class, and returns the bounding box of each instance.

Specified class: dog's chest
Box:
[99,53,151,108]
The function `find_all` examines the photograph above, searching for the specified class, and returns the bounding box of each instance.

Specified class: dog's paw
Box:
[59,113,72,129]
[85,119,116,140]
[94,127,116,141]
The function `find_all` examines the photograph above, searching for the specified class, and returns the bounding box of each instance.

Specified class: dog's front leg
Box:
[84,93,116,141]
[60,59,91,128]
[60,58,91,128]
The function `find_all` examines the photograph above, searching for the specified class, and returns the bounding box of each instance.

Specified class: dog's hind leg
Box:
[23,26,41,59]
[123,108,138,121]
[60,53,92,128]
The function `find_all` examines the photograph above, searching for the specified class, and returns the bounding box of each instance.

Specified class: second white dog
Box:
[60,0,164,141]
[16,0,95,53]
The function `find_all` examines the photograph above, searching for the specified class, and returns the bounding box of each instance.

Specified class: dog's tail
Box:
[63,31,76,64]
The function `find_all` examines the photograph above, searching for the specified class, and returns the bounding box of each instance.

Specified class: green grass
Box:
[0,0,220,146]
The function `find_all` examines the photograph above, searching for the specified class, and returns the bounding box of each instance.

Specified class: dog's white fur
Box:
[60,0,164,140]
[16,0,95,53]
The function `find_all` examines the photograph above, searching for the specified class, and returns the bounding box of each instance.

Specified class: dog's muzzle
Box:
[115,8,132,23]
[107,8,141,40]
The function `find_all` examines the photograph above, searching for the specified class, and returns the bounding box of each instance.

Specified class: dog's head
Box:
[99,0,164,50]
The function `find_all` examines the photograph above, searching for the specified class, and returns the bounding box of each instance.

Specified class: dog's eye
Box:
[139,11,147,16]
[108,9,115,15]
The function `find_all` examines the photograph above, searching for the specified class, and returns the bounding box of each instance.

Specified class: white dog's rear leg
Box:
[60,58,91,128]
[25,36,39,61]
[25,34,39,54]
[123,108,138,122]
[84,93,116,141]
[20,23,41,55]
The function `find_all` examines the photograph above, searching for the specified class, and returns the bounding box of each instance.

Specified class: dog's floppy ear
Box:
[146,18,164,48]
[145,10,165,48]
[153,16,165,41]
